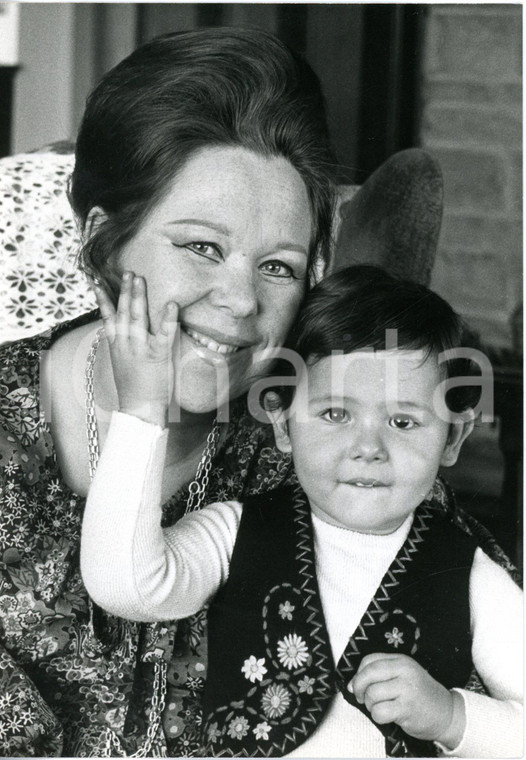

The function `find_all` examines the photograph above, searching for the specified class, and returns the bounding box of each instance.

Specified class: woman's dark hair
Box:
[70,27,336,298]
[275,264,483,414]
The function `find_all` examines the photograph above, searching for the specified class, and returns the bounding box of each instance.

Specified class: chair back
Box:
[0,147,442,343]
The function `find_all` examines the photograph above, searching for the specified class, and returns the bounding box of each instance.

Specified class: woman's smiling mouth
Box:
[181,320,257,356]
[184,326,239,355]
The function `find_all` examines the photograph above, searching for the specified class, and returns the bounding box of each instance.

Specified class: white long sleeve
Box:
[438,548,523,758]
[81,411,242,622]
[288,515,413,758]
[290,515,523,758]
[81,413,522,757]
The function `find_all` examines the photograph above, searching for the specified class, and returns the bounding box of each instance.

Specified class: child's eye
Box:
[259,260,296,279]
[389,415,416,430]
[321,408,349,424]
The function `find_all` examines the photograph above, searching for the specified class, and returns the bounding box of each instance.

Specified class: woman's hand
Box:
[349,652,465,748]
[93,271,179,428]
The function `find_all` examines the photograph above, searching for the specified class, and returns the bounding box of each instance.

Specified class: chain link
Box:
[85,327,104,477]
[100,661,168,758]
[85,327,219,757]
[184,418,221,514]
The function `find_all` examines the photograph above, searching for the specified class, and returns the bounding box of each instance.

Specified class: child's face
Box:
[272,349,473,534]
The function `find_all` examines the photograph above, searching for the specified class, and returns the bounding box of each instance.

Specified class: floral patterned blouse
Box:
[0,314,295,757]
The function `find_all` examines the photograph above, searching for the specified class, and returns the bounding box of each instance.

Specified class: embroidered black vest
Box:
[202,484,477,757]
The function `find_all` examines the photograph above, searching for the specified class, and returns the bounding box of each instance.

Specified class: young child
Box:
[81,265,522,758]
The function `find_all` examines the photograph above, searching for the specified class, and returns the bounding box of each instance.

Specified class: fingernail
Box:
[122,271,131,281]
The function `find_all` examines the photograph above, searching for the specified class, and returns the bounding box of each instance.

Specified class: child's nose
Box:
[348,427,388,463]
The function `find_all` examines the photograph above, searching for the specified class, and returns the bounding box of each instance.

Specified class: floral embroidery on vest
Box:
[202,485,335,756]
[0,323,296,757]
[335,506,476,757]
[203,494,485,758]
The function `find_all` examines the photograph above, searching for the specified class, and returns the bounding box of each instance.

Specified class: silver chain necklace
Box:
[84,326,221,757]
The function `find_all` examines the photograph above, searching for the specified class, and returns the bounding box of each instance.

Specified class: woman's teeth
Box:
[185,327,239,355]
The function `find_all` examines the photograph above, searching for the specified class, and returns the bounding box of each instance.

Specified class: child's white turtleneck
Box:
[311,511,414,663]
[288,512,413,758]
[82,412,524,759]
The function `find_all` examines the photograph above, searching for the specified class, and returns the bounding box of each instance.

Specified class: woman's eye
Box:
[184,242,221,259]
[389,415,416,430]
[259,260,295,279]
[321,408,348,424]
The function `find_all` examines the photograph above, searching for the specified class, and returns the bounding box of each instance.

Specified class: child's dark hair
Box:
[275,265,483,414]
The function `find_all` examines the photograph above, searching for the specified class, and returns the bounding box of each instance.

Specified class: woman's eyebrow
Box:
[167,220,308,255]
[167,219,231,235]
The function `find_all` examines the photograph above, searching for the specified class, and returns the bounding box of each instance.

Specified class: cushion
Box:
[0,151,95,343]
[0,147,443,344]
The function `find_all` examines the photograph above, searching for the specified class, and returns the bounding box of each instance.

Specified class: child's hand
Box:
[94,271,179,428]
[349,653,465,748]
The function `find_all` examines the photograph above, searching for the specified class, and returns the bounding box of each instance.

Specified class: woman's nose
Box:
[211,263,259,319]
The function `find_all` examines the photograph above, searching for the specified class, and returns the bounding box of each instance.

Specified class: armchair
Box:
[0,145,443,343]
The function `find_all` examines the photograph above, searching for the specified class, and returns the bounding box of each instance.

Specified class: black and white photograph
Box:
[0,2,522,757]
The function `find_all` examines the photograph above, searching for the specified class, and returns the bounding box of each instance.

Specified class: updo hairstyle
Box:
[70,27,336,300]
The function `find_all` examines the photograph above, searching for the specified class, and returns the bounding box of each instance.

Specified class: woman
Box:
[0,28,334,757]
[0,26,516,759]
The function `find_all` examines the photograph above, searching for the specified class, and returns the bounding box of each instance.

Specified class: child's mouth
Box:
[347,479,387,488]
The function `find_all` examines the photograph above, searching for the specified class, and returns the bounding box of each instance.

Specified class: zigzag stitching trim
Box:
[336,507,433,677]
[269,483,333,756]
[206,485,334,757]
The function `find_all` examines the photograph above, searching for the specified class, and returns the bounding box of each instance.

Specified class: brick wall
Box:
[421,4,522,348]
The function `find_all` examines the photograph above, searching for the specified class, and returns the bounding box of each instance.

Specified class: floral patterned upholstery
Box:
[0,146,441,345]
[0,149,362,345]
[0,151,96,344]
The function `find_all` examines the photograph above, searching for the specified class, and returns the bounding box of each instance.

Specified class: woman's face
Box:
[116,145,313,414]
